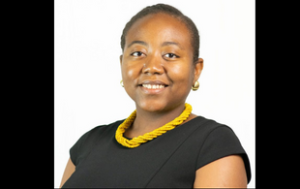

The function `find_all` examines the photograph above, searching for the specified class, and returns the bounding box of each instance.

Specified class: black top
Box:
[62,116,251,188]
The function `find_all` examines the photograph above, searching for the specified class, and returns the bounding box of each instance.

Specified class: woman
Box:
[60,3,251,188]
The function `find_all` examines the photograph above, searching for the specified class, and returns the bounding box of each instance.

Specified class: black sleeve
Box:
[196,126,251,183]
[70,126,100,166]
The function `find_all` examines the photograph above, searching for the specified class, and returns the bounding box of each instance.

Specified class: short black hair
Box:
[120,3,200,63]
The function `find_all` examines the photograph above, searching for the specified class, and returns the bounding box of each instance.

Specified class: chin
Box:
[137,100,169,112]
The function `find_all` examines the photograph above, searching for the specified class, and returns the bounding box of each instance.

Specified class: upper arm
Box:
[193,155,247,188]
[60,158,76,188]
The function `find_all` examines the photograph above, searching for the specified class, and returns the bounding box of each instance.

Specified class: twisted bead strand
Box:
[115,103,192,148]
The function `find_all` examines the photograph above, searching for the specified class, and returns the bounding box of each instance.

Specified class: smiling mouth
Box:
[141,84,166,89]
[137,82,169,94]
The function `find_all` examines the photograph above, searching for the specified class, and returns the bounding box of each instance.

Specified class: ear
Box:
[193,58,204,84]
[119,55,123,66]
[119,55,124,81]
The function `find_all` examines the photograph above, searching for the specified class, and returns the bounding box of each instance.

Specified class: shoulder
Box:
[187,115,230,136]
[75,119,124,146]
[70,119,124,166]
[83,119,124,139]
[180,116,235,151]
[191,116,251,183]
[192,116,245,160]
[189,116,240,141]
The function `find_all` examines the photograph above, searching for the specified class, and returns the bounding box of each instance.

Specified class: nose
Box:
[142,55,164,75]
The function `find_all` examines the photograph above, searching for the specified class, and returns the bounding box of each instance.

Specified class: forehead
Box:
[125,13,192,48]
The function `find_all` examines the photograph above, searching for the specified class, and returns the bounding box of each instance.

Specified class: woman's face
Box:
[120,13,203,112]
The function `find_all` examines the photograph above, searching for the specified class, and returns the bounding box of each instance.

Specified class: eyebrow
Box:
[162,41,184,50]
[127,40,148,48]
[161,41,181,48]
[127,40,183,49]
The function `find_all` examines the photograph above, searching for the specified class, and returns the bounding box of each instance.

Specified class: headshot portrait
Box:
[55,0,255,188]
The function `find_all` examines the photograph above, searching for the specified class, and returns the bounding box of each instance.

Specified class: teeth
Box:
[142,84,165,89]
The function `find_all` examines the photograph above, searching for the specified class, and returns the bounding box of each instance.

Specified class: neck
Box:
[124,103,195,138]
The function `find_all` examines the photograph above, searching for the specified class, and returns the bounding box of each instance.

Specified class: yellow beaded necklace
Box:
[115,103,192,148]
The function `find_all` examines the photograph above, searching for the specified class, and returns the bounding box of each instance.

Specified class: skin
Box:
[194,155,248,188]
[60,12,247,188]
[59,158,75,188]
[120,13,203,137]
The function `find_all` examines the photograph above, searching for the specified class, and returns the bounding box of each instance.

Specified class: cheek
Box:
[167,63,194,86]
[128,69,136,79]
[121,63,141,97]
[122,63,138,81]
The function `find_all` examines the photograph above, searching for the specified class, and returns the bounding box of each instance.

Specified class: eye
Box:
[164,53,179,59]
[131,51,144,57]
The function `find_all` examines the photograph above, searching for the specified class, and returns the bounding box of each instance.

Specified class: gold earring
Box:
[120,80,124,87]
[191,81,199,91]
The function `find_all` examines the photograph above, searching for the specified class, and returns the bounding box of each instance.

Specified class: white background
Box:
[55,0,255,188]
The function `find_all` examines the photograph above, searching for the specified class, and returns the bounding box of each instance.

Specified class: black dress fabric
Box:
[62,116,251,188]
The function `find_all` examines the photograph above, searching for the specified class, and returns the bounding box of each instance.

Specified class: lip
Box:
[138,80,169,94]
[138,80,169,86]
